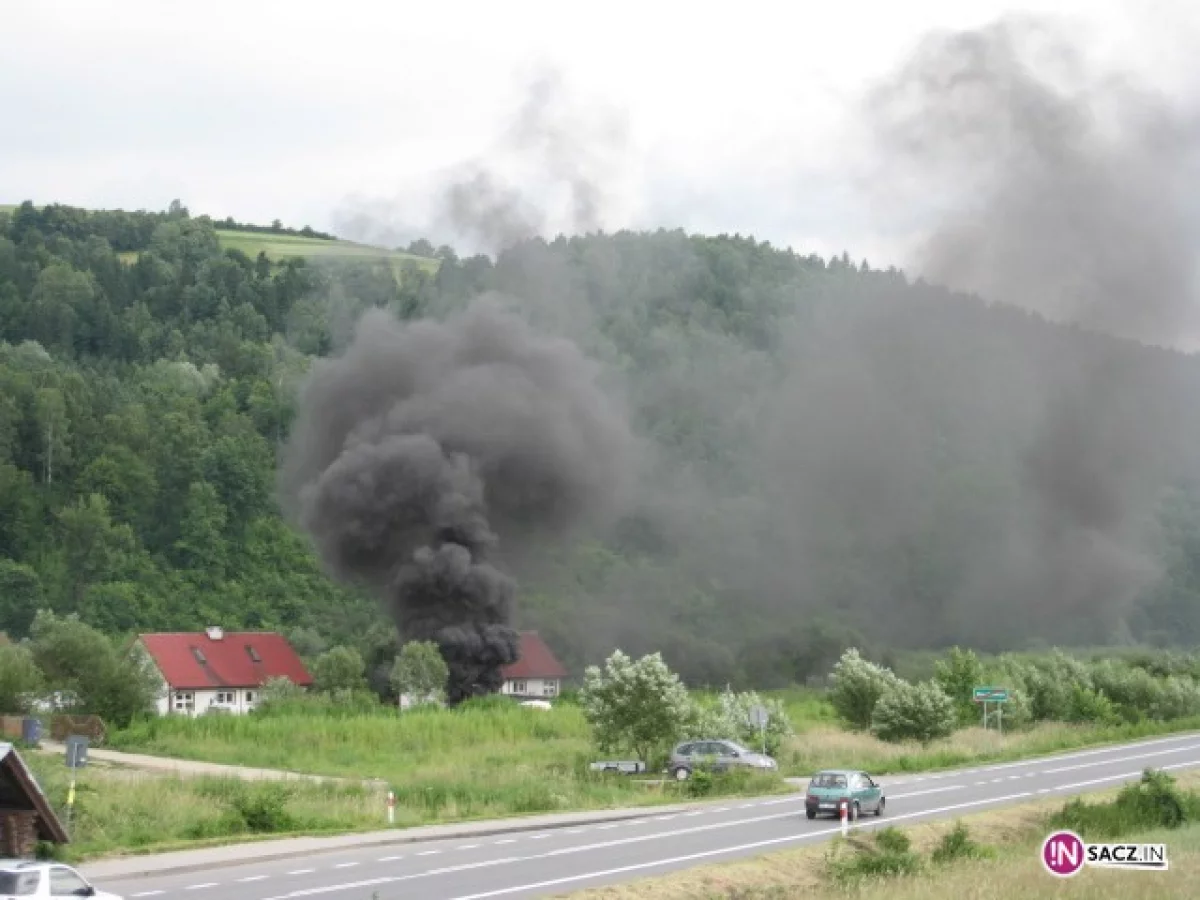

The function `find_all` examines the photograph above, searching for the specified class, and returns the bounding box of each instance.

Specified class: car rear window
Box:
[810,773,847,788]
[0,870,40,895]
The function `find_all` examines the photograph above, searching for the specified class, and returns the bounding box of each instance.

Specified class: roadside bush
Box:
[931,821,993,864]
[189,779,298,834]
[686,688,794,756]
[829,648,902,730]
[933,647,984,726]
[1049,768,1200,839]
[1066,685,1120,726]
[256,675,304,709]
[229,782,297,833]
[826,827,922,883]
[870,679,956,744]
[579,650,694,767]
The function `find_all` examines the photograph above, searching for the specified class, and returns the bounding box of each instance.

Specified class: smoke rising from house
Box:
[279,300,637,702]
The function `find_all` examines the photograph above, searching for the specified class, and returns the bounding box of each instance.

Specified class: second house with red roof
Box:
[135,627,313,716]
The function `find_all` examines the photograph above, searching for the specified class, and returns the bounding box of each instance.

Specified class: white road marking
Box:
[185,884,218,890]
[286,869,314,875]
[495,839,516,845]
[131,892,164,897]
[529,834,550,840]
[888,785,964,800]
[237,875,269,882]
[459,843,482,849]
[417,850,440,856]
[597,824,619,829]
[377,855,404,862]
[333,862,357,869]
[441,791,1041,900]
[1038,743,1200,777]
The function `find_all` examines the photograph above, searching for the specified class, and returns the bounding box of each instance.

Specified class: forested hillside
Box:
[2,200,1200,693]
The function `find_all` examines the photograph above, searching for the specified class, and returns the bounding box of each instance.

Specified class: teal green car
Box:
[804,769,886,820]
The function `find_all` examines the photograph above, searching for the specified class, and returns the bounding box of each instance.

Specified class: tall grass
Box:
[785,716,1200,776]
[105,697,793,839]
[25,755,390,862]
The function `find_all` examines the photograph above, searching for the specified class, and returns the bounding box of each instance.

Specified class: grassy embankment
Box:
[37,698,789,861]
[560,767,1200,899]
[67,688,1197,861]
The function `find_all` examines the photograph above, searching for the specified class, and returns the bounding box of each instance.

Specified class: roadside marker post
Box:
[63,735,89,836]
[387,789,395,825]
[747,705,770,757]
[840,801,849,836]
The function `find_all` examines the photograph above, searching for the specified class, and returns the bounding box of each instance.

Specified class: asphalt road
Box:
[97,732,1200,900]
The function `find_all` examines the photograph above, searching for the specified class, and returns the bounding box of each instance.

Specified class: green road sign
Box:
[973,687,1009,702]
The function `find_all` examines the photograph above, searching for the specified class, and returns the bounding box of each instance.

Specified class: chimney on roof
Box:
[205,626,224,641]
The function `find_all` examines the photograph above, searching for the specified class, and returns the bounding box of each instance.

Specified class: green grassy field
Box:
[100,698,790,854]
[103,691,1200,826]
[25,752,392,861]
[0,203,440,275]
[213,229,438,273]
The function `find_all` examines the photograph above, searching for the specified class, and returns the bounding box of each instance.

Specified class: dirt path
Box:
[34,740,385,788]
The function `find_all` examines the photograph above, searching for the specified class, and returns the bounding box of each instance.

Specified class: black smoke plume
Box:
[279,300,636,702]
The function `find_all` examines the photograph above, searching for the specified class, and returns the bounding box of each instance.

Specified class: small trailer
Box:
[589,760,647,774]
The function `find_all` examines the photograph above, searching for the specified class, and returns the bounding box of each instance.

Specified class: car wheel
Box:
[851,802,860,821]
[805,809,816,820]
[876,797,886,817]
[672,766,691,781]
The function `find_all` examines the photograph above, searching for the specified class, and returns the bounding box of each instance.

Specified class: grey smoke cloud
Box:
[333,65,630,256]
[858,13,1200,638]
[862,13,1200,347]
[279,299,638,702]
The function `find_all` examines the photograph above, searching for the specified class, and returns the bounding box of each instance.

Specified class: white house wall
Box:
[166,687,262,717]
[500,677,560,698]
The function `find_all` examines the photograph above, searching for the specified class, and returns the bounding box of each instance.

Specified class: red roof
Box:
[138,630,313,690]
[501,632,568,680]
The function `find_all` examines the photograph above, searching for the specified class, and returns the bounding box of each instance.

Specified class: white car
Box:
[0,861,121,898]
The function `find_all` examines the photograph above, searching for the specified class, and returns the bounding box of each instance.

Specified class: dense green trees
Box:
[3,199,1200,696]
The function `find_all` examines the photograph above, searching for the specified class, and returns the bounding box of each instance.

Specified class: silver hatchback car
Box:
[668,739,778,780]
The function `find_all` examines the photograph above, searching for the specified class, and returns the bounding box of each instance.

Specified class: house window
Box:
[246,645,261,662]
[511,680,528,694]
[215,691,235,704]
[173,691,194,712]
[191,647,208,664]
[543,681,558,696]
[245,691,256,703]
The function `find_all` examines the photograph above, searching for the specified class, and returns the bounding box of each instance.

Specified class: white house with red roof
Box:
[499,632,568,700]
[134,627,313,716]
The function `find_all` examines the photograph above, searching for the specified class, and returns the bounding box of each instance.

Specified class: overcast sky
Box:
[5,0,1198,269]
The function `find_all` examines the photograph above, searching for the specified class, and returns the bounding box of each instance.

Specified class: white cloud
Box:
[3,0,1196,270]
